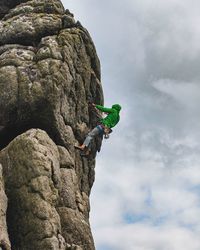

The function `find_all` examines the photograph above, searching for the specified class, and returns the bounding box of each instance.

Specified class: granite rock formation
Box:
[0,0,103,249]
[0,164,10,250]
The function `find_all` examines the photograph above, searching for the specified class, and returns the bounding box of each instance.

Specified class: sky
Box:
[64,1,200,249]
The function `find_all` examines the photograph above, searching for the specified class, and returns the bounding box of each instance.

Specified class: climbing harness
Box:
[100,124,112,139]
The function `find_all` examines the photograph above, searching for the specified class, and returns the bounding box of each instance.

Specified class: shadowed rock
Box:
[0,0,29,19]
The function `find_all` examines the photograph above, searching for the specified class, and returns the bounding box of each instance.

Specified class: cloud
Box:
[152,79,200,110]
[94,223,200,250]
[64,0,200,249]
[91,154,200,249]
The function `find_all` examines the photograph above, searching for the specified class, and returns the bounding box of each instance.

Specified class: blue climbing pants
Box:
[83,125,104,148]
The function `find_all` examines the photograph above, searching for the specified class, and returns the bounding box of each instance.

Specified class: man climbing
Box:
[75,103,122,156]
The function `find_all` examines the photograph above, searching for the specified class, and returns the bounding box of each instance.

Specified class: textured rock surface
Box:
[0,0,103,249]
[0,0,28,19]
[0,165,11,250]
[0,0,103,151]
[0,129,95,249]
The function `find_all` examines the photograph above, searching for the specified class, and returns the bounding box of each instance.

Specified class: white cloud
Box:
[152,79,200,109]
[63,0,200,249]
[91,127,200,249]
[93,224,200,250]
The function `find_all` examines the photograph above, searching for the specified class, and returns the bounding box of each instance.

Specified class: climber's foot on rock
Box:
[74,144,85,151]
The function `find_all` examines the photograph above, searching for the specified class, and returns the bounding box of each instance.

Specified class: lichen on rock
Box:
[0,0,103,249]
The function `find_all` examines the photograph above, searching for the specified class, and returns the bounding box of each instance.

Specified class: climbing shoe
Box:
[74,145,84,151]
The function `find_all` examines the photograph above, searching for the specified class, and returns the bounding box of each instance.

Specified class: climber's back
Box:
[95,104,121,128]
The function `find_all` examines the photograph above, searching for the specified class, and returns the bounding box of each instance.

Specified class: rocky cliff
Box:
[0,1,103,249]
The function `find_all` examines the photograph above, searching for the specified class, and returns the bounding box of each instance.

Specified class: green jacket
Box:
[96,104,121,128]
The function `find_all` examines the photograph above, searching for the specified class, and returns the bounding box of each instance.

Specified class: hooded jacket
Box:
[95,104,121,128]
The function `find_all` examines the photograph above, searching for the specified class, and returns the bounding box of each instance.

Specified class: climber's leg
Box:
[81,125,104,157]
[83,126,102,147]
[75,125,103,151]
[74,144,85,150]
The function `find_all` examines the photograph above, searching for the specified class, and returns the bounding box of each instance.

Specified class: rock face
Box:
[0,0,103,150]
[0,165,10,250]
[0,1,103,249]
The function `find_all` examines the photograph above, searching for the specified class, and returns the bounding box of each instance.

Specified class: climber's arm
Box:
[95,104,113,113]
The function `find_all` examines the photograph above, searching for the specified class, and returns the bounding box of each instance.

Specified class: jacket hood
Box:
[112,104,121,112]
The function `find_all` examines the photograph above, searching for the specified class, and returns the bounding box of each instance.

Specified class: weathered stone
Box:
[57,207,94,250]
[0,165,11,250]
[0,129,64,250]
[0,0,103,249]
[58,146,75,168]
[0,129,96,249]
[59,168,78,209]
[0,0,27,19]
[0,1,103,152]
[3,0,65,20]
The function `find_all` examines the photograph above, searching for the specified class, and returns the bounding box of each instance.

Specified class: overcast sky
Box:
[64,1,200,249]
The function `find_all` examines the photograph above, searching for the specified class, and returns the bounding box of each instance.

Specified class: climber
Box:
[75,103,122,156]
